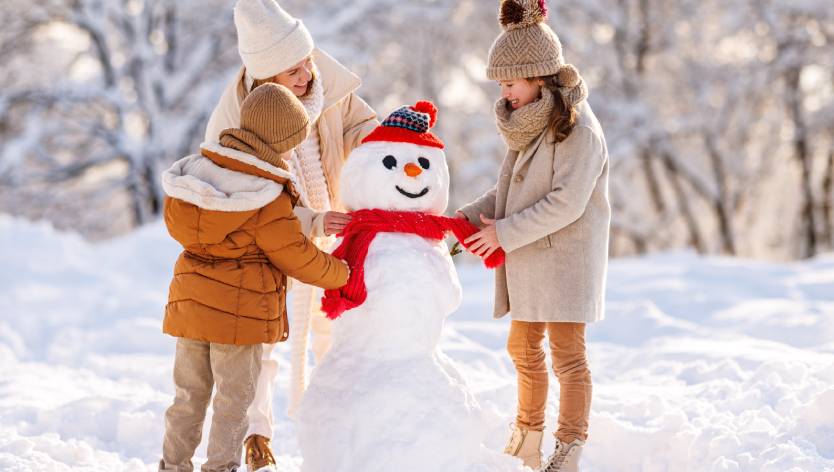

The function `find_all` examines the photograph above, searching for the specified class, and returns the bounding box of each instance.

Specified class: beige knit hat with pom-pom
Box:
[487,0,588,105]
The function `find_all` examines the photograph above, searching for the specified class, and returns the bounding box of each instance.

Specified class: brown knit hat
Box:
[220,83,310,168]
[487,0,588,105]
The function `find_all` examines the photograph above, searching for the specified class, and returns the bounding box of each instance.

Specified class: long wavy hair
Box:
[530,74,577,144]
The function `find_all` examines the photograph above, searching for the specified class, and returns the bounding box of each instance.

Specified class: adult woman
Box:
[204,1,378,470]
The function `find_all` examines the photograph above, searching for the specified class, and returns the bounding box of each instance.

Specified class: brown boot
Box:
[503,424,543,469]
[244,434,277,472]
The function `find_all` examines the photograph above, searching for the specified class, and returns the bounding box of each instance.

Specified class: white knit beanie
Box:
[233,0,314,80]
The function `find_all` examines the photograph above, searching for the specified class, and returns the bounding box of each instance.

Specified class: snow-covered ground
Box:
[1,215,833,471]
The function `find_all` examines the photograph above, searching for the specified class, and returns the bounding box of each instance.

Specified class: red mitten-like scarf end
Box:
[484,251,505,269]
[321,296,354,320]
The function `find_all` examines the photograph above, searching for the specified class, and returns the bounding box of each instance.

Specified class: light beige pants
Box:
[159,338,262,472]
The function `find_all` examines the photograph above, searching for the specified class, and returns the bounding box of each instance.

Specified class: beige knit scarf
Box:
[494,87,556,151]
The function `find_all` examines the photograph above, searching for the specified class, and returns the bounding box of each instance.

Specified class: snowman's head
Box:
[339,101,449,215]
[340,141,449,214]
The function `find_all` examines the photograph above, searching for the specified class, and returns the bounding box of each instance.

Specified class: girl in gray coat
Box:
[457,1,610,471]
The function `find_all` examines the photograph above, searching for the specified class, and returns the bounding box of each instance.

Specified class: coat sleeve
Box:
[293,205,327,238]
[495,126,606,253]
[204,69,244,143]
[340,92,379,158]
[255,193,349,289]
[457,187,497,225]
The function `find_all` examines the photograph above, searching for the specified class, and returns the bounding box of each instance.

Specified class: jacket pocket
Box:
[535,233,554,249]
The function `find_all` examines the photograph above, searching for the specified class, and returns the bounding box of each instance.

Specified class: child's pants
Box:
[159,338,262,472]
[507,320,592,443]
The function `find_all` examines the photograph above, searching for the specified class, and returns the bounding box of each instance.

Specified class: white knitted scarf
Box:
[288,70,329,211]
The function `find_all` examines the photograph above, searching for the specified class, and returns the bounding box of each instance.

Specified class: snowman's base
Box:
[296,349,526,472]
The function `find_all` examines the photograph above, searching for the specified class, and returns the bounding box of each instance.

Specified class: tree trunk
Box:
[641,149,666,214]
[612,223,649,255]
[661,152,706,253]
[821,147,834,248]
[703,135,737,255]
[127,155,163,226]
[786,66,817,258]
[143,157,163,217]
[636,0,651,74]
[128,179,148,227]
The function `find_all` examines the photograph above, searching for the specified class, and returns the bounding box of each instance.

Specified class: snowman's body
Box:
[297,106,524,472]
[297,234,483,471]
[333,232,461,359]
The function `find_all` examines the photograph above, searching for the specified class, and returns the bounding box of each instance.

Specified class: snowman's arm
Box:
[340,93,379,158]
[256,195,349,290]
[495,126,605,253]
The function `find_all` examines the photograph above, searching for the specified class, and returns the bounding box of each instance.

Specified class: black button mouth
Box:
[395,186,430,199]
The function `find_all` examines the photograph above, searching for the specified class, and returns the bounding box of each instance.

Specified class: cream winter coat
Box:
[458,101,610,323]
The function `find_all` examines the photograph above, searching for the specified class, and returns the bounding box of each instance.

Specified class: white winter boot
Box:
[541,437,585,472]
[503,424,544,469]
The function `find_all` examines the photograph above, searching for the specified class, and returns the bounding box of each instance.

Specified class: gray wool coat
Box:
[458,100,610,323]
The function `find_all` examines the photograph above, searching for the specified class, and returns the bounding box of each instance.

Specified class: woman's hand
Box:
[323,211,352,236]
[464,214,502,260]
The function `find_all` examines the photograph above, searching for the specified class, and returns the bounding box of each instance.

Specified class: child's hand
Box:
[323,211,352,236]
[454,211,467,221]
[464,214,502,260]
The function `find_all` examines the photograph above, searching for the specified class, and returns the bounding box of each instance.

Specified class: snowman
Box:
[296,102,522,472]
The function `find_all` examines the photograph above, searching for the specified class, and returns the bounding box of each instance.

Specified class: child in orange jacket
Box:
[158,83,348,472]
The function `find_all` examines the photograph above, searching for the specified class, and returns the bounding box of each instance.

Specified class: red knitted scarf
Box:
[320,209,505,319]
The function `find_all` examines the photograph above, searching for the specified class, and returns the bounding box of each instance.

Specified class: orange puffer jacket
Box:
[160,142,349,345]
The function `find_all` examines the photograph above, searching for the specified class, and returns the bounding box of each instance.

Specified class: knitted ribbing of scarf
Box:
[321,209,505,319]
[288,70,328,210]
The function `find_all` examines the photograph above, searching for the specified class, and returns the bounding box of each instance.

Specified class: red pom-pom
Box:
[538,0,548,18]
[412,100,438,128]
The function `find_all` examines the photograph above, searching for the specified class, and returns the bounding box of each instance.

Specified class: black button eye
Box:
[383,155,397,170]
[418,157,430,170]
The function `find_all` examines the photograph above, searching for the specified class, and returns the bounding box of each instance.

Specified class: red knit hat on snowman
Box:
[361,101,445,149]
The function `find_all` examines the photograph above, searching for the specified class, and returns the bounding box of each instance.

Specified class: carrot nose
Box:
[404,162,422,178]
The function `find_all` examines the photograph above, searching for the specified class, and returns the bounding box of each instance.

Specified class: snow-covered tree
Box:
[0,0,238,234]
[1,0,832,259]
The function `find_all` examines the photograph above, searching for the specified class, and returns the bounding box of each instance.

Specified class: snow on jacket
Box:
[458,100,611,324]
[161,142,349,345]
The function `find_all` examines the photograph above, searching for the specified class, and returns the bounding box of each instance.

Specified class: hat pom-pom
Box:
[412,100,438,128]
[499,0,548,31]
[557,64,581,89]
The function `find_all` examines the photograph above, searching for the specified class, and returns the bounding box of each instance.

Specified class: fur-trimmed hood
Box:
[162,142,299,213]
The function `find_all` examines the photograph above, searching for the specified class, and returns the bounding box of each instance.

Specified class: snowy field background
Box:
[1,214,833,472]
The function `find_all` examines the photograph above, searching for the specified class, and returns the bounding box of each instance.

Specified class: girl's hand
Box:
[454,211,467,221]
[323,211,352,236]
[464,214,502,260]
